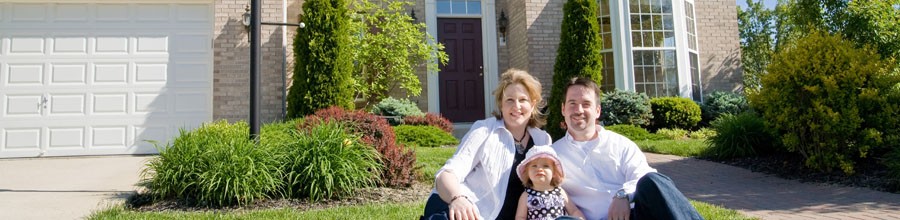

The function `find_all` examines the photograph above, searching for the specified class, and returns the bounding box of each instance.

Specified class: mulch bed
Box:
[711,153,900,194]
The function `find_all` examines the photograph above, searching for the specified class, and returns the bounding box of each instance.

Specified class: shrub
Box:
[370,97,424,125]
[605,124,665,141]
[394,125,459,148]
[704,112,775,160]
[546,0,603,139]
[141,121,281,207]
[689,128,717,140]
[701,91,749,125]
[656,128,689,140]
[281,121,381,201]
[402,113,454,133]
[749,30,900,174]
[300,106,417,187]
[650,97,702,130]
[601,89,653,127]
[885,147,900,192]
[286,0,355,118]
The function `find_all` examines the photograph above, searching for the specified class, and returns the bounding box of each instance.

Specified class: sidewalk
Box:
[647,153,900,220]
[0,156,149,220]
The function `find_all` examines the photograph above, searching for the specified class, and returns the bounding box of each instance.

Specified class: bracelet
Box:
[450,195,469,203]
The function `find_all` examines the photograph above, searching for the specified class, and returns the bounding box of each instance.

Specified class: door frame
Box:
[425,0,500,119]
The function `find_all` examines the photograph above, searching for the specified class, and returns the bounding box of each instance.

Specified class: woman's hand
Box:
[448,195,480,220]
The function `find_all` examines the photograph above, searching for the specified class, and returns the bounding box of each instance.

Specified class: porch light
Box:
[242,5,251,28]
[497,11,508,39]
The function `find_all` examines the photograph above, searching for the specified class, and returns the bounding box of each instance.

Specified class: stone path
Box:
[646,153,900,220]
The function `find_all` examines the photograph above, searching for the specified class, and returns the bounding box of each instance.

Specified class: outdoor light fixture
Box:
[497,10,508,42]
[410,9,417,22]
[242,5,251,29]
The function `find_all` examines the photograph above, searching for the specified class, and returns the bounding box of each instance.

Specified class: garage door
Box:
[0,1,213,158]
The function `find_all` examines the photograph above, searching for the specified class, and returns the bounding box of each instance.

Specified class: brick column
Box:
[695,0,743,94]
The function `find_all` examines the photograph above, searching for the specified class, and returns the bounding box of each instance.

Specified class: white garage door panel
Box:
[0,2,212,158]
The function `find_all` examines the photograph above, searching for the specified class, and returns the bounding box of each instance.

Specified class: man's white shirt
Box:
[552,128,657,220]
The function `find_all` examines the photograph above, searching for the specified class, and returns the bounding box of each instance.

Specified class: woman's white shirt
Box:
[432,117,552,219]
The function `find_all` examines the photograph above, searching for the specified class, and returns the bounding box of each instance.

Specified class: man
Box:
[552,77,703,220]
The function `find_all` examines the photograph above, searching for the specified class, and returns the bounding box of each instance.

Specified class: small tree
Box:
[287,0,356,119]
[349,0,448,109]
[749,30,900,175]
[546,0,603,139]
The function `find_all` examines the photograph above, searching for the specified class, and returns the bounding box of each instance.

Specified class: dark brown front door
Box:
[438,18,484,123]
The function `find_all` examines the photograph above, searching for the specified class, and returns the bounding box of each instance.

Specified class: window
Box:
[601,52,616,91]
[436,0,481,15]
[690,53,701,100]
[597,0,615,92]
[633,50,678,97]
[685,1,697,51]
[629,0,676,97]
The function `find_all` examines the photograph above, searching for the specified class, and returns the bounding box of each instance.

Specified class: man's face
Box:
[561,85,601,135]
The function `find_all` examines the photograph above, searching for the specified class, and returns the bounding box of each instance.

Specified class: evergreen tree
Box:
[287,0,355,119]
[546,0,603,139]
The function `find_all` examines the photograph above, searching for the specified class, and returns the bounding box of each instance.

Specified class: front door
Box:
[438,18,484,122]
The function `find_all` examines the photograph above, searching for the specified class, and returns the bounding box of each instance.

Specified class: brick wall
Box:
[695,0,743,94]
[213,0,287,123]
[525,0,564,98]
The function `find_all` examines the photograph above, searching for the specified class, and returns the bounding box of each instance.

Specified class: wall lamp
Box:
[497,10,508,43]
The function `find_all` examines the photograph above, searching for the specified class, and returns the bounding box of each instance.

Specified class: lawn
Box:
[90,139,755,220]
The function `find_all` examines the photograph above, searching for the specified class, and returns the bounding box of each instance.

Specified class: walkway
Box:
[647,153,900,220]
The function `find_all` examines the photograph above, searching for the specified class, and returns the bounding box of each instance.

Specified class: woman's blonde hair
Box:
[491,68,546,128]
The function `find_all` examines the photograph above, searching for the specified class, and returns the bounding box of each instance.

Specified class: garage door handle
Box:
[41,95,48,109]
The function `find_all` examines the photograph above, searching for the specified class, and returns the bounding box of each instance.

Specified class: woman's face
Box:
[501,83,533,129]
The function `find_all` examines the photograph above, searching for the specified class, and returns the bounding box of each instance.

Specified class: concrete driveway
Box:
[0,156,150,220]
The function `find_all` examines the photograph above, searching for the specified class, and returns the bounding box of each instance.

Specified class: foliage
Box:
[546,0,604,139]
[704,112,775,160]
[604,124,665,141]
[349,0,449,109]
[287,0,355,118]
[300,106,417,187]
[688,128,717,140]
[748,31,900,174]
[778,0,900,60]
[394,125,459,148]
[402,112,454,133]
[656,128,689,140]
[885,147,900,192]
[140,121,281,207]
[649,97,702,130]
[281,121,381,201]
[370,97,424,125]
[701,91,749,125]
[737,0,776,91]
[600,89,653,127]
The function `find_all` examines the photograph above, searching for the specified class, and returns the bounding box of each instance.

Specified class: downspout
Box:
[281,0,288,120]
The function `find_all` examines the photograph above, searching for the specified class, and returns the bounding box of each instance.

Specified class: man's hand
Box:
[607,197,630,220]
[448,196,480,220]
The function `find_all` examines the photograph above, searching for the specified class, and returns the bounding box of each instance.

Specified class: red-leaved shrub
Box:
[299,106,417,187]
[402,113,453,134]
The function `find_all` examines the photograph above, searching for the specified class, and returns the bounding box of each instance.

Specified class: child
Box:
[515,145,585,220]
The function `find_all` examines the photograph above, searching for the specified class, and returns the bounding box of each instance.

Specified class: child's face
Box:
[527,158,556,187]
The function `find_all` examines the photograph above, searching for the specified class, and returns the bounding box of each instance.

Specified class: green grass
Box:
[414,146,456,183]
[635,139,709,157]
[90,200,754,220]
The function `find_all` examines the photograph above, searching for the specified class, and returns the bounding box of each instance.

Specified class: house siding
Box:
[695,0,743,94]
[213,0,287,123]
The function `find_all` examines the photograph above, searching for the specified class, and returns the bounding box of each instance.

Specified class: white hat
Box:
[516,145,565,183]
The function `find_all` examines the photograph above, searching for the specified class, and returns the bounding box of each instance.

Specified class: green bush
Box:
[280,121,381,201]
[141,121,282,207]
[601,89,653,127]
[688,128,717,140]
[286,0,355,118]
[370,97,424,125]
[546,0,603,139]
[749,30,900,174]
[650,97,702,130]
[605,124,664,141]
[656,128,689,140]
[703,112,775,160]
[394,125,459,148]
[885,147,900,192]
[701,91,749,125]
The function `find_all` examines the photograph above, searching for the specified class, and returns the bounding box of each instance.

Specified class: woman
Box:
[422,69,550,220]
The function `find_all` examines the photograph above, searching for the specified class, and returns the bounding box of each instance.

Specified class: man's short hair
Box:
[563,77,602,103]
